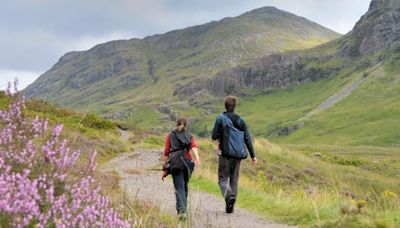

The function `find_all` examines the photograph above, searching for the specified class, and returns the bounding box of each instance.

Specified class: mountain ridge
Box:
[24,5,340,112]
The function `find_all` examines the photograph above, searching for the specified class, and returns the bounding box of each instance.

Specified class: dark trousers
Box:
[172,170,189,214]
[218,155,241,200]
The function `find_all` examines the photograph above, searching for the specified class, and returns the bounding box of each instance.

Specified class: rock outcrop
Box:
[338,0,400,57]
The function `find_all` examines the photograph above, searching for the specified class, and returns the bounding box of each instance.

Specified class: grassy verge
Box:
[190,139,400,227]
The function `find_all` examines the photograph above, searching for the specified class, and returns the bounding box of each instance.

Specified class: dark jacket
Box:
[211,112,255,158]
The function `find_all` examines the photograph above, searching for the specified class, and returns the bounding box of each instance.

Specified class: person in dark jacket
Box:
[163,117,200,221]
[211,96,257,213]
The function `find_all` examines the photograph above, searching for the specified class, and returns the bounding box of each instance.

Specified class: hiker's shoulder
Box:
[217,113,225,117]
[233,113,247,125]
[216,113,226,121]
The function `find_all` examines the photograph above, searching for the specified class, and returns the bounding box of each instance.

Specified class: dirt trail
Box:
[101,135,294,227]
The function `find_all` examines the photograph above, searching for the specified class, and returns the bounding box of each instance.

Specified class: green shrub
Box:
[142,135,164,147]
[81,113,115,130]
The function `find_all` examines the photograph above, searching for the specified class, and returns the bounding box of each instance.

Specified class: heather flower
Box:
[0,84,132,227]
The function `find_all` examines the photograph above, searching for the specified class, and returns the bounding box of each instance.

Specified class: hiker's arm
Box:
[191,136,201,166]
[163,134,170,165]
[161,135,170,180]
[211,116,221,140]
[191,147,200,166]
[241,119,256,159]
[161,155,169,181]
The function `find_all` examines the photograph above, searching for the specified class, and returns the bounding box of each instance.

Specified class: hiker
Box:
[162,117,201,220]
[211,96,257,213]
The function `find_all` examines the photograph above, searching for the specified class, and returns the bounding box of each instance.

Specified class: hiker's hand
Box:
[194,158,201,167]
[251,157,257,165]
[161,171,168,181]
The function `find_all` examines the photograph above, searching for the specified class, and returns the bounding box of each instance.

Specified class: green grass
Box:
[286,144,400,179]
[190,175,344,226]
[137,135,165,149]
[123,105,165,131]
[188,138,400,227]
[278,58,400,146]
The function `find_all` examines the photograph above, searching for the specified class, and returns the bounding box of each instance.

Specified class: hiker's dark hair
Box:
[176,117,188,129]
[224,96,237,112]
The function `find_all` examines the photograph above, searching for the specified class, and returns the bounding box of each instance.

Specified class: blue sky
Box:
[0,0,371,90]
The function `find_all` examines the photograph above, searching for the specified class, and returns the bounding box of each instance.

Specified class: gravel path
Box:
[101,147,294,228]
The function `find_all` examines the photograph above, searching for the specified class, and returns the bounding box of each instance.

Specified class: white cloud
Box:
[0,69,41,90]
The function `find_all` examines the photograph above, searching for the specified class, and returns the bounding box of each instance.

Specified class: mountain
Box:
[183,0,400,97]
[25,0,400,147]
[193,0,400,146]
[24,6,340,117]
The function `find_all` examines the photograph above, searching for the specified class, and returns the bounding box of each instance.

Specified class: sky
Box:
[0,0,371,90]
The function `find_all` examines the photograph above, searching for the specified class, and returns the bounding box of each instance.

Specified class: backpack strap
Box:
[223,113,243,131]
[170,131,191,154]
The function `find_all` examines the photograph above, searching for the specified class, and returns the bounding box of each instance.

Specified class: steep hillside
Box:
[24,6,340,116]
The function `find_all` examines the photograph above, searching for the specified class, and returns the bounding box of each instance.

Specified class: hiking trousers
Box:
[218,155,241,200]
[172,169,189,214]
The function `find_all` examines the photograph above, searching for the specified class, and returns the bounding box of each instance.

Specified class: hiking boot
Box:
[225,195,236,213]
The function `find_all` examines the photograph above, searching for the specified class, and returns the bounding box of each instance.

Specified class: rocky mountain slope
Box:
[181,0,400,98]
[24,6,339,113]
